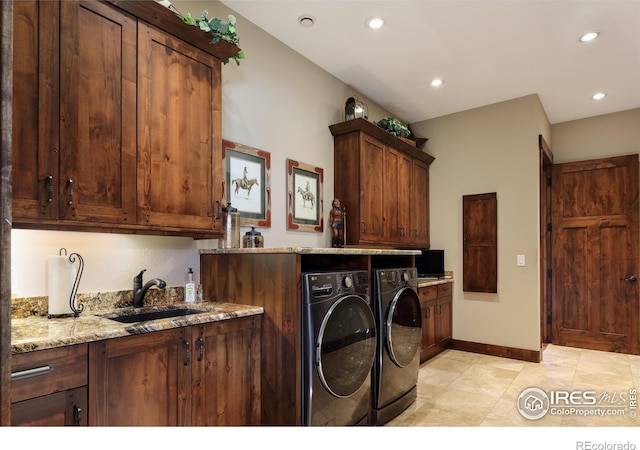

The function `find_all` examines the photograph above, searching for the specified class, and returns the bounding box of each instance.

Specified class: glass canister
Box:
[243,227,264,248]
[220,202,240,248]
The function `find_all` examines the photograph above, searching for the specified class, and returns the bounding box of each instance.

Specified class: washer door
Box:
[316,294,376,398]
[385,287,422,367]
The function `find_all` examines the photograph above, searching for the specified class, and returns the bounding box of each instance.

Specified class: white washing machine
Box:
[371,267,422,425]
[302,271,377,426]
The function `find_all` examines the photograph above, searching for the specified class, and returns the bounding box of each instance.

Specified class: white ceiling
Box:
[217,0,640,125]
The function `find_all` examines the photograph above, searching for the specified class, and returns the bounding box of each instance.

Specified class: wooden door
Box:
[192,316,261,426]
[358,135,386,243]
[137,22,222,231]
[12,1,59,220]
[385,147,412,243]
[89,328,190,426]
[463,193,498,293]
[551,154,639,354]
[411,158,430,247]
[59,1,137,224]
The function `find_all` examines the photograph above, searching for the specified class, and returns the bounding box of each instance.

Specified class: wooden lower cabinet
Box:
[11,344,89,426]
[191,317,262,426]
[419,282,453,362]
[88,315,261,426]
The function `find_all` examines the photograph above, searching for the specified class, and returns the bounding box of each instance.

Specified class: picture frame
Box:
[286,159,323,232]
[223,140,271,227]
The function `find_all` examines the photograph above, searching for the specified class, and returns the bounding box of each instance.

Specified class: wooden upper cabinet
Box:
[411,159,430,247]
[137,22,222,231]
[12,0,235,237]
[385,147,413,243]
[59,1,138,224]
[331,119,434,248]
[358,135,386,243]
[12,1,59,221]
[463,192,498,293]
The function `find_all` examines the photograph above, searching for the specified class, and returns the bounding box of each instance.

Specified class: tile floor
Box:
[388,344,640,427]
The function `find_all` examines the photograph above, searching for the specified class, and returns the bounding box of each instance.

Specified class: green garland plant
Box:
[180,10,245,65]
[375,117,411,137]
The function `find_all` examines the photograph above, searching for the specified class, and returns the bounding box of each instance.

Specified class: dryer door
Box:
[385,287,422,367]
[316,294,376,398]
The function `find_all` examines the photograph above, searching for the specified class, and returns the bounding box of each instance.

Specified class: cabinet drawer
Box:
[438,283,452,297]
[11,344,88,403]
[419,286,438,301]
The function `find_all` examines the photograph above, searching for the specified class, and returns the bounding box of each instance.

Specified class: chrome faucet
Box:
[133,269,167,308]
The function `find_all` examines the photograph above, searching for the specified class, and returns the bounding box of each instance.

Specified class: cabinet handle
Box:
[425,307,430,319]
[184,340,191,366]
[11,363,54,382]
[413,228,418,238]
[196,336,204,362]
[74,405,82,426]
[361,221,367,233]
[67,179,74,205]
[46,175,53,203]
[215,200,221,219]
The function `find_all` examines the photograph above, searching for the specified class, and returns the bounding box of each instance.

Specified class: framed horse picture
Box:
[286,159,323,232]
[222,140,271,227]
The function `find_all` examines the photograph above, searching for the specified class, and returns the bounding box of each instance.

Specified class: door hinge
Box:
[547,312,552,324]
[547,269,552,278]
[547,223,552,232]
[546,176,552,187]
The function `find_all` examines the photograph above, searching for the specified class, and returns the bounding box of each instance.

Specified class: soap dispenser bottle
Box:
[185,268,196,303]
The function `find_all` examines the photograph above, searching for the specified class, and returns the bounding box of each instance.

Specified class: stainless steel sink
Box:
[104,307,204,323]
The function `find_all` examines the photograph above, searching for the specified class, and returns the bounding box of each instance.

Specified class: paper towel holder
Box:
[48,248,85,318]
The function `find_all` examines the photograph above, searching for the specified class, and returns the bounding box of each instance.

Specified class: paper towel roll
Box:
[48,255,77,316]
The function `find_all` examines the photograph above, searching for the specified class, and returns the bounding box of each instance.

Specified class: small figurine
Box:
[329,198,346,247]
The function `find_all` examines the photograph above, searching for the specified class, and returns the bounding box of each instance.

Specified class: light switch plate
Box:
[517,254,525,266]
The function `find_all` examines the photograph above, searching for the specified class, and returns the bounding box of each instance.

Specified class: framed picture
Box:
[286,159,323,232]
[223,140,271,227]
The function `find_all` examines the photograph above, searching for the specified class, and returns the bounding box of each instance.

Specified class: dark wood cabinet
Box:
[330,119,434,248]
[192,316,262,426]
[419,281,453,362]
[89,316,261,426]
[11,344,88,426]
[12,0,237,238]
[12,1,137,225]
[137,21,223,232]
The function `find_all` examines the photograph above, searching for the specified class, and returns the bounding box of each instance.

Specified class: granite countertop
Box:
[199,247,421,255]
[417,277,454,288]
[11,302,264,354]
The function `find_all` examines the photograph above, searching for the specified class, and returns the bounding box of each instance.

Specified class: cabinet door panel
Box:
[89,328,190,426]
[138,22,221,230]
[192,316,261,426]
[411,159,430,246]
[12,1,59,220]
[359,136,385,242]
[386,148,412,243]
[59,1,137,223]
[12,387,87,426]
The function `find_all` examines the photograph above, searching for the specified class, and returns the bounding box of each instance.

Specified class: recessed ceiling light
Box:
[592,92,606,100]
[298,15,315,27]
[366,17,384,30]
[429,79,444,88]
[579,31,600,42]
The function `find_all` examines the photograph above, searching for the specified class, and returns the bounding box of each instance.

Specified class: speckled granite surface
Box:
[199,247,421,255]
[11,285,263,354]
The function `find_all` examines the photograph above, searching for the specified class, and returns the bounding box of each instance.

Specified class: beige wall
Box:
[551,108,640,163]
[411,95,550,352]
